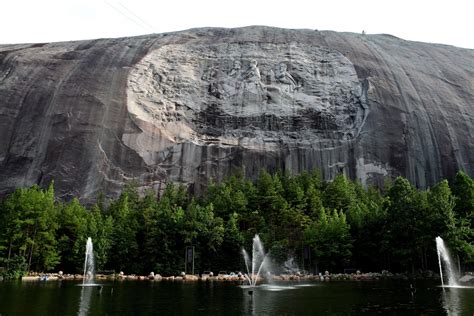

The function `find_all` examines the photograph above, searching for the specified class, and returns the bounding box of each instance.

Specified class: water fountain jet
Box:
[242,234,268,287]
[82,237,95,286]
[436,236,459,287]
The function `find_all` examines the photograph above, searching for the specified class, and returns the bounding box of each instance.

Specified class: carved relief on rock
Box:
[126,42,368,156]
[201,58,307,106]
[275,62,300,93]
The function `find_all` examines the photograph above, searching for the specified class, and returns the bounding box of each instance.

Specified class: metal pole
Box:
[309,249,312,274]
[192,246,195,276]
[457,254,461,276]
[302,244,305,274]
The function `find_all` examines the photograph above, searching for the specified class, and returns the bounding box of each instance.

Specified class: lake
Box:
[0,280,473,315]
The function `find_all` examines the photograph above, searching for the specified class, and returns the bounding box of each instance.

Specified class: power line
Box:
[103,0,152,32]
[118,2,155,32]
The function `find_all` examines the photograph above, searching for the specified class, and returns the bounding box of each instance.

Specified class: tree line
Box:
[0,170,472,278]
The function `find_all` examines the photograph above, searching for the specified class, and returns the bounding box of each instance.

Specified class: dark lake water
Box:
[0,280,473,315]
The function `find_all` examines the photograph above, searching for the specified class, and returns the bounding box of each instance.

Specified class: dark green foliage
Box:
[452,171,474,220]
[346,191,386,272]
[107,192,140,273]
[56,198,88,273]
[87,205,113,270]
[1,255,27,279]
[0,184,59,272]
[383,177,429,271]
[323,174,356,212]
[0,170,472,275]
[216,213,244,271]
[304,209,352,271]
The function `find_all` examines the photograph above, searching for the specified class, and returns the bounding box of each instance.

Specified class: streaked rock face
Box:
[0,27,472,201]
[125,42,368,187]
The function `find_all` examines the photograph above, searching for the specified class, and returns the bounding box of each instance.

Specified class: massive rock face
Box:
[0,27,472,201]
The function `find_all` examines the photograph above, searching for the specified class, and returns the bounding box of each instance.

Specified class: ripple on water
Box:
[77,284,103,287]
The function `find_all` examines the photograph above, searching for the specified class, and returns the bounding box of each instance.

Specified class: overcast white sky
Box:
[1,0,473,48]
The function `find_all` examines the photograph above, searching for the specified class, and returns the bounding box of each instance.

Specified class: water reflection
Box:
[243,286,275,316]
[242,284,304,315]
[243,288,255,315]
[441,288,462,316]
[2,280,473,315]
[78,287,93,316]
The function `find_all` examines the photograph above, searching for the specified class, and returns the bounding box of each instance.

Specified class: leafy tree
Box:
[255,170,288,241]
[0,184,59,272]
[323,174,356,212]
[134,190,160,274]
[428,180,457,238]
[429,179,474,266]
[182,200,224,272]
[268,239,290,266]
[304,209,352,271]
[383,177,434,271]
[305,183,324,219]
[452,171,474,220]
[1,255,27,279]
[0,170,471,276]
[215,212,244,271]
[346,197,387,271]
[147,184,187,275]
[284,176,307,212]
[0,194,18,270]
[56,198,88,273]
[452,221,474,264]
[107,192,139,273]
[206,178,248,220]
[298,169,323,192]
[87,204,113,271]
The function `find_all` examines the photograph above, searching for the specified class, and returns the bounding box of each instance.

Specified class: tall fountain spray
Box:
[83,237,95,285]
[242,234,268,286]
[436,236,459,287]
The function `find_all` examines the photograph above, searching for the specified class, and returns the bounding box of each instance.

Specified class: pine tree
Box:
[323,174,356,212]
[452,171,474,220]
[56,198,88,273]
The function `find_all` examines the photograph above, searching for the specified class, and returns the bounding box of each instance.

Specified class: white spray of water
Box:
[83,237,95,285]
[242,234,268,286]
[436,236,459,287]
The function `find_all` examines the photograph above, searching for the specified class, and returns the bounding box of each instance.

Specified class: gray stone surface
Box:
[0,27,472,201]
[459,274,474,283]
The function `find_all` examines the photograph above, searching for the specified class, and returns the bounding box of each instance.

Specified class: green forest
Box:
[0,170,473,279]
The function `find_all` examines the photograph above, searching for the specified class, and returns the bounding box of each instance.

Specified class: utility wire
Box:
[118,2,155,32]
[103,0,151,32]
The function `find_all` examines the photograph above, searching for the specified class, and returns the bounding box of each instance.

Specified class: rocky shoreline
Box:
[16,271,474,284]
